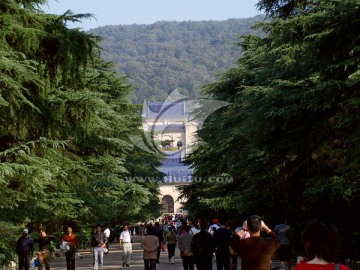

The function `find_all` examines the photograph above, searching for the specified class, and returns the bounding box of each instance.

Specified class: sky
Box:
[42,0,262,30]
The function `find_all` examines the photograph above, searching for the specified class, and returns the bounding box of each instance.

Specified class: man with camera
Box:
[231,215,280,270]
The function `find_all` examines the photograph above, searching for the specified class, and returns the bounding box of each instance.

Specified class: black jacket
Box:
[191,231,215,257]
[34,235,55,250]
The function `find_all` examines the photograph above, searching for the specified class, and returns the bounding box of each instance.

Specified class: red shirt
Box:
[295,262,350,270]
[62,234,80,249]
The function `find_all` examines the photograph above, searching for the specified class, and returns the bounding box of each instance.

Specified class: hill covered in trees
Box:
[90,15,264,103]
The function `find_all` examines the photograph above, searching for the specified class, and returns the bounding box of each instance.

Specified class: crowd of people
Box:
[16,226,79,270]
[133,215,351,270]
[138,215,351,270]
[16,216,351,270]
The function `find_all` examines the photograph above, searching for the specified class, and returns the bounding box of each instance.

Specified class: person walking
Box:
[178,225,194,270]
[166,226,177,264]
[33,227,55,270]
[62,226,80,270]
[103,226,110,254]
[141,227,159,270]
[91,225,107,270]
[275,221,292,270]
[231,215,280,270]
[191,222,215,270]
[119,225,132,267]
[16,229,34,270]
[213,221,232,270]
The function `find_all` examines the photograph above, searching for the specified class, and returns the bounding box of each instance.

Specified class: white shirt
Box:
[104,228,110,238]
[120,230,131,243]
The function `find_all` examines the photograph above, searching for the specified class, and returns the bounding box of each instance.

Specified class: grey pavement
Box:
[51,236,188,270]
[50,236,283,270]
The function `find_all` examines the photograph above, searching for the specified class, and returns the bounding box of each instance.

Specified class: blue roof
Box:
[144,101,189,118]
[150,124,185,132]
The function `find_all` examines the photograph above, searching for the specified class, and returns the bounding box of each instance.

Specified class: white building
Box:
[142,101,198,156]
[142,101,196,214]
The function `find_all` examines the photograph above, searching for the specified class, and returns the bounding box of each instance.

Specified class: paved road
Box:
[51,236,191,270]
[50,236,283,270]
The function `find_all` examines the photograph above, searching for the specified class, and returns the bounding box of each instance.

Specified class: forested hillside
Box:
[90,16,264,103]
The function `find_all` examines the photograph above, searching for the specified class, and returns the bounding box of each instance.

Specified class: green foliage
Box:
[75,229,93,249]
[89,17,265,103]
[0,0,162,262]
[0,222,19,263]
[256,0,310,18]
[161,140,174,147]
[181,0,360,259]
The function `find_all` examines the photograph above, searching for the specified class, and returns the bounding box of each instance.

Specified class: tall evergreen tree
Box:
[0,0,162,261]
[181,0,360,258]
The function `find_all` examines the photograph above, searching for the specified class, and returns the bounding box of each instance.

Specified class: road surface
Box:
[50,235,283,270]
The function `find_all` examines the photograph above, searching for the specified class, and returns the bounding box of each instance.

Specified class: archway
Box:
[161,195,174,213]
[176,140,183,150]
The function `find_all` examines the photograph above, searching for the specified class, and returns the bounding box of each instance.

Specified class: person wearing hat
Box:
[16,229,34,270]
